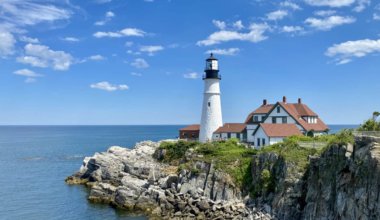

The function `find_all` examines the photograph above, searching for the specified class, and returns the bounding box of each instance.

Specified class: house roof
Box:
[276,102,328,132]
[214,123,246,133]
[244,104,274,123]
[179,124,200,131]
[259,123,303,137]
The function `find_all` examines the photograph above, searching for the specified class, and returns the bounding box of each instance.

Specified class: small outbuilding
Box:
[179,124,200,140]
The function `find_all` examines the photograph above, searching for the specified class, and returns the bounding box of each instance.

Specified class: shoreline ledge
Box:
[65,140,271,219]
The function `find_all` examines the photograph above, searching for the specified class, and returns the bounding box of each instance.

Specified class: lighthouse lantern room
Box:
[199,53,223,142]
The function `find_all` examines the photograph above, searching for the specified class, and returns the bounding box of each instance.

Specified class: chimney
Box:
[263,99,267,105]
[298,98,302,104]
[283,96,287,103]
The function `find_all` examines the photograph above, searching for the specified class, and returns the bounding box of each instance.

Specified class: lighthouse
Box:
[199,53,223,143]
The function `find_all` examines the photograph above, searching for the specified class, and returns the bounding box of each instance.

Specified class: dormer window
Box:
[254,116,259,122]
[277,106,280,113]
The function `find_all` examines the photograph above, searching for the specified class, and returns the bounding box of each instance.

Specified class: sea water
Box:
[0,125,356,219]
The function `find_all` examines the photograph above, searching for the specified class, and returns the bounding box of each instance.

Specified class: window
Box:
[237,133,240,138]
[277,106,281,113]
[254,116,258,122]
[272,117,277,124]
[227,133,231,138]
[208,102,210,107]
[282,117,287,124]
[257,138,261,147]
[262,138,266,146]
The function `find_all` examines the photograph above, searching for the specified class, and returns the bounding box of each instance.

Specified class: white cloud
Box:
[17,43,73,70]
[62,37,79,42]
[267,10,289,21]
[125,41,134,47]
[139,45,164,55]
[131,72,142,76]
[305,16,356,30]
[183,72,199,79]
[88,55,105,61]
[233,20,244,30]
[374,13,380,20]
[13,68,43,77]
[0,0,71,27]
[304,0,356,7]
[20,36,40,44]
[197,23,269,46]
[326,38,380,64]
[14,68,43,83]
[353,0,370,12]
[0,32,16,57]
[90,81,129,91]
[282,25,304,33]
[95,11,115,26]
[95,0,112,4]
[94,28,146,38]
[280,1,302,10]
[206,48,240,56]
[314,10,336,16]
[131,58,149,68]
[212,20,226,30]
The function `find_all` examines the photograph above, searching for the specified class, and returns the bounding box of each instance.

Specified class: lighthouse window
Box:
[208,102,210,107]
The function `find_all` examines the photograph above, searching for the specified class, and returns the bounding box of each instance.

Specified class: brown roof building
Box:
[179,124,200,140]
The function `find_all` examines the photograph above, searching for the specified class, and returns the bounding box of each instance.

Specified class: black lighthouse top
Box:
[204,53,221,80]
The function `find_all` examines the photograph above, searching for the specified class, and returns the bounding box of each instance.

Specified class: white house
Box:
[212,123,247,142]
[245,96,329,148]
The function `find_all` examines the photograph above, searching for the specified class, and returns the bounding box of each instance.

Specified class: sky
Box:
[0,0,379,125]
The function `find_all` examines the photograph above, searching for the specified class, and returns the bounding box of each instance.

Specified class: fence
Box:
[352,131,380,138]
[298,141,328,149]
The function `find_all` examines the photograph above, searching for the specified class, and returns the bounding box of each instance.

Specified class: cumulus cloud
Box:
[95,11,115,26]
[17,43,73,70]
[131,58,149,68]
[0,32,16,57]
[206,48,240,56]
[62,37,79,42]
[326,38,380,64]
[212,20,226,30]
[353,0,370,12]
[131,72,142,77]
[266,10,289,21]
[374,13,380,20]
[197,23,269,46]
[233,20,244,30]
[280,1,302,10]
[314,10,336,16]
[305,16,356,30]
[94,28,146,38]
[282,25,304,33]
[13,68,43,83]
[183,72,199,79]
[139,45,164,55]
[304,0,356,7]
[0,0,71,27]
[88,55,105,61]
[13,68,43,77]
[90,81,129,91]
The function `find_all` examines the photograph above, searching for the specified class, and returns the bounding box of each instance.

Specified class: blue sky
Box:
[0,0,379,125]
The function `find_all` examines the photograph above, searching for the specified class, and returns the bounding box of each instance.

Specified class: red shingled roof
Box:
[260,123,303,137]
[179,124,200,131]
[244,104,273,123]
[277,102,328,132]
[214,123,246,133]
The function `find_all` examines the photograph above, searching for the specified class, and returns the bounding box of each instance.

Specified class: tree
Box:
[373,111,380,121]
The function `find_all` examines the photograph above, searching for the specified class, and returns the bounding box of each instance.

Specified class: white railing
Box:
[298,141,328,149]
[353,131,380,138]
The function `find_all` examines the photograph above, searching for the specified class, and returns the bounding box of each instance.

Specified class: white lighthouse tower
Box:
[199,53,223,143]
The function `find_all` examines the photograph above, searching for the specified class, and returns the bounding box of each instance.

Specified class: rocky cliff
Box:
[66,141,271,219]
[251,136,380,219]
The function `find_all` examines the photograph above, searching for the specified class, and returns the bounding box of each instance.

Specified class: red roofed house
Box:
[245,97,329,148]
[212,123,247,141]
[179,124,200,140]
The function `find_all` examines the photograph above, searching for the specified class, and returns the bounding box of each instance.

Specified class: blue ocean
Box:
[0,125,357,219]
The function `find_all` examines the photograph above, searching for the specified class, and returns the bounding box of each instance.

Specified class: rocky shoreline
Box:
[66,140,272,219]
[67,136,380,219]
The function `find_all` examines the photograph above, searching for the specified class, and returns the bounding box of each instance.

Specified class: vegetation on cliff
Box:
[156,130,354,195]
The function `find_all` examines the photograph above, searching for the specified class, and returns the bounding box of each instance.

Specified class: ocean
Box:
[0,125,357,220]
